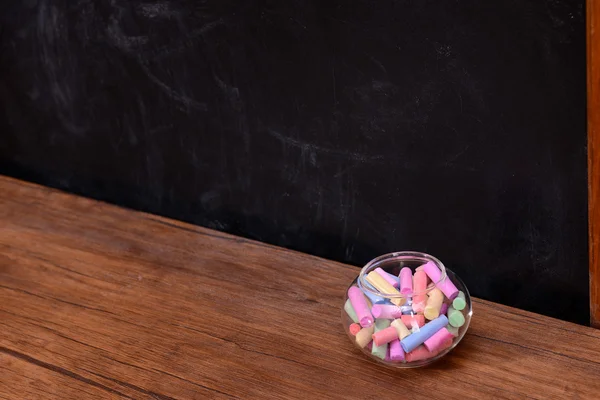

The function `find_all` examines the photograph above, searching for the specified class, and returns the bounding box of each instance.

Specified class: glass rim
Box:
[357,251,448,298]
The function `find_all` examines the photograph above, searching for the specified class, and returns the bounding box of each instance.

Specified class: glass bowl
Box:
[342,251,472,368]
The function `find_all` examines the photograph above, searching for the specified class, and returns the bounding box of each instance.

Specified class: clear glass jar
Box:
[341,251,472,368]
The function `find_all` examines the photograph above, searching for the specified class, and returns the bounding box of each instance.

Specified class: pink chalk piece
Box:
[440,303,449,316]
[405,345,436,362]
[405,338,453,363]
[349,323,362,336]
[372,326,400,347]
[375,267,399,288]
[366,342,373,351]
[412,270,428,312]
[401,314,425,328]
[371,304,403,319]
[399,267,413,295]
[389,339,405,362]
[348,286,374,328]
[424,327,454,352]
[384,347,392,362]
[421,261,459,300]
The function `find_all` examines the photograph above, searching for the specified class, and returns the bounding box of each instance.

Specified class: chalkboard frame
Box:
[588,0,600,328]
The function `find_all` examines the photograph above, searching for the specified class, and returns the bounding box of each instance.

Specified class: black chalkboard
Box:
[0,1,588,323]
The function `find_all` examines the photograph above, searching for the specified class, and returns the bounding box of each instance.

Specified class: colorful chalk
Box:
[375,267,400,288]
[440,302,449,316]
[371,304,404,319]
[453,291,467,311]
[424,288,444,320]
[345,257,470,366]
[412,270,428,312]
[361,280,388,304]
[365,271,405,306]
[372,326,400,347]
[389,339,405,361]
[391,318,411,340]
[355,325,375,348]
[400,315,449,353]
[448,305,465,328]
[372,319,391,359]
[446,324,459,337]
[424,327,454,352]
[399,267,413,295]
[401,314,425,329]
[349,323,361,336]
[348,286,374,328]
[421,261,459,300]
[344,299,359,323]
[405,339,453,362]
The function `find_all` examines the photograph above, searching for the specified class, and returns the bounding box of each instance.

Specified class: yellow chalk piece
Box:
[366,271,405,306]
[424,288,444,320]
[391,318,411,340]
[355,325,375,348]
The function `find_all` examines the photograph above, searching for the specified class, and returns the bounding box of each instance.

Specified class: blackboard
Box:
[0,1,588,323]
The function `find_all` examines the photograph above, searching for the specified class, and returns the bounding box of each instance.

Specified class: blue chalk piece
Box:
[400,315,448,353]
[360,280,388,304]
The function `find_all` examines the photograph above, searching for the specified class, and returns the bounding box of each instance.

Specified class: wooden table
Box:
[1,176,599,399]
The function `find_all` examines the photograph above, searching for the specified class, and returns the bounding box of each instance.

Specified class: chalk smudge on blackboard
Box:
[137,2,178,19]
[138,61,208,111]
[267,129,385,163]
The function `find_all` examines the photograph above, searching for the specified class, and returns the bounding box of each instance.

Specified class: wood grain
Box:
[589,0,600,328]
[1,175,600,399]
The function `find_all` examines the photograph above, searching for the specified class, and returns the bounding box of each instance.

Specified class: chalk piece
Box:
[371,304,403,319]
[389,339,405,362]
[412,270,428,312]
[421,261,459,300]
[399,267,413,295]
[372,326,400,347]
[446,324,459,337]
[344,299,359,323]
[349,323,361,336]
[401,315,448,353]
[452,291,467,311]
[448,305,465,328]
[348,286,374,327]
[401,314,425,329]
[366,271,405,306]
[356,325,375,348]
[391,318,411,340]
[372,319,392,359]
[375,267,400,288]
[424,327,454,352]
[424,288,444,320]
[440,302,449,316]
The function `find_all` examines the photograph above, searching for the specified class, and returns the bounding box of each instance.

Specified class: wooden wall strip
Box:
[588,0,600,328]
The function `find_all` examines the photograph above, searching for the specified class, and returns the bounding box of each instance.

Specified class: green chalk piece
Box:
[345,299,359,323]
[452,291,467,311]
[448,306,465,328]
[372,319,391,360]
[446,324,460,337]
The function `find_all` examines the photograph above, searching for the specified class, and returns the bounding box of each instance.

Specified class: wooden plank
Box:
[589,0,600,328]
[0,175,600,399]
